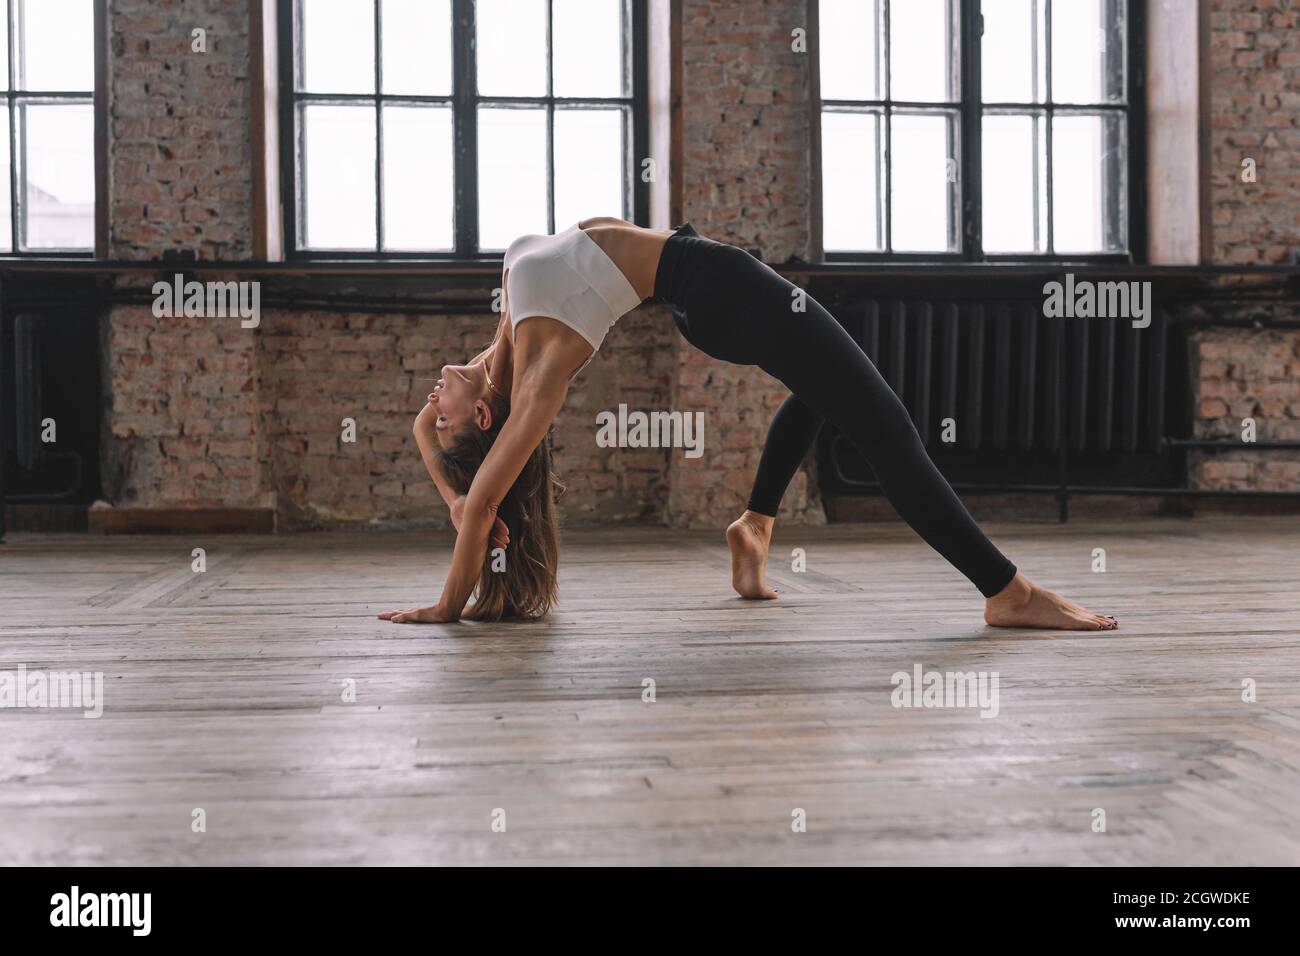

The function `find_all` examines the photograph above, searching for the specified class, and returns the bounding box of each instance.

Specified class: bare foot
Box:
[984,572,1118,631]
[727,510,778,600]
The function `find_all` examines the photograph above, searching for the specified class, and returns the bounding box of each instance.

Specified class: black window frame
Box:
[278,0,650,261]
[1,0,99,258]
[815,0,1146,264]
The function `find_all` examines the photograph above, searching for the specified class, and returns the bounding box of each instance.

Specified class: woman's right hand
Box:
[450,494,510,551]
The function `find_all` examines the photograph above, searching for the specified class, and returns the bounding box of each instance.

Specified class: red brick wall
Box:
[103,1,263,511]
[109,0,252,259]
[679,0,811,261]
[1208,0,1300,264]
[107,293,680,527]
[105,303,266,508]
[1195,1,1300,493]
[258,307,677,530]
[1189,316,1300,493]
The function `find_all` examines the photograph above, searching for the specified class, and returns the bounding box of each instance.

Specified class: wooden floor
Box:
[2,516,1298,866]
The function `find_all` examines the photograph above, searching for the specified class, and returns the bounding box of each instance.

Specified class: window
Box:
[283,0,646,258]
[2,0,96,254]
[818,0,1138,260]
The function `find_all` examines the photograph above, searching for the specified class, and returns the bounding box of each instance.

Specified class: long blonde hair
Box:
[436,404,564,620]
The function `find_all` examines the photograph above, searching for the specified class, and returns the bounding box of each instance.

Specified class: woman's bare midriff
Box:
[578,217,675,300]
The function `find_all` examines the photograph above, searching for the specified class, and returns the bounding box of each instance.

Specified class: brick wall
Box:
[106,302,683,529]
[103,1,264,512]
[1189,310,1300,493]
[104,301,266,508]
[109,0,252,259]
[1207,0,1300,264]
[679,0,811,261]
[1195,0,1300,494]
[259,307,677,530]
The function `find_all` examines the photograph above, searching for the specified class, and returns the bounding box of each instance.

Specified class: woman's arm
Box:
[413,402,458,509]
[412,400,509,548]
[383,365,570,623]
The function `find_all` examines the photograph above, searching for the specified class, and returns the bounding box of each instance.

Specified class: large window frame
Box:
[278,0,650,260]
[0,0,101,258]
[814,0,1146,264]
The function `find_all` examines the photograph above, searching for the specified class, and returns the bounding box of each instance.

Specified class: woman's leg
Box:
[728,394,822,599]
[717,253,1116,628]
[747,394,824,517]
[767,317,1020,599]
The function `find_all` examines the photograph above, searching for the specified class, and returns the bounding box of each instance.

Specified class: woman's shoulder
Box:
[503,233,538,266]
[577,216,630,229]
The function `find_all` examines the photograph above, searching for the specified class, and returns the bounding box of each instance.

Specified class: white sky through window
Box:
[821,0,1121,255]
[5,0,94,250]
[299,0,625,252]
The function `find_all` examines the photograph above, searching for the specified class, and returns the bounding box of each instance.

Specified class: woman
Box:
[380,217,1118,630]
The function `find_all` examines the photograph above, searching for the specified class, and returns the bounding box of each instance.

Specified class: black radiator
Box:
[813,284,1197,520]
[1,278,103,535]
[840,298,1168,455]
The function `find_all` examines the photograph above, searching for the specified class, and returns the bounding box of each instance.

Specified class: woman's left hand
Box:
[378,604,459,624]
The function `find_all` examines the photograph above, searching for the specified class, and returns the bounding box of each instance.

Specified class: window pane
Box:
[1052,113,1126,253]
[300,0,375,94]
[981,0,1045,103]
[0,7,9,93]
[1050,0,1125,104]
[18,0,93,92]
[382,106,453,251]
[21,103,94,250]
[553,0,622,97]
[890,112,957,252]
[554,108,623,230]
[478,107,547,250]
[381,0,451,96]
[818,0,880,101]
[0,110,11,251]
[302,105,376,249]
[477,0,547,96]
[982,113,1047,253]
[821,111,881,252]
[889,0,956,102]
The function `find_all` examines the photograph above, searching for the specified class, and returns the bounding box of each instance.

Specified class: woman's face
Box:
[428,363,494,448]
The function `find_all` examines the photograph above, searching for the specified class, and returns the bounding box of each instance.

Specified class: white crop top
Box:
[502,222,644,375]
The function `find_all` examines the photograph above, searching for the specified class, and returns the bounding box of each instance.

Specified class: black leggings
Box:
[650,222,1017,598]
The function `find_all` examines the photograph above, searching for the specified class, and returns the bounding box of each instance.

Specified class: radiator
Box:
[845,299,1169,454]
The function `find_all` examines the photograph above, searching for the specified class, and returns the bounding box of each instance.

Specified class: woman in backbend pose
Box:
[380,218,1118,630]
